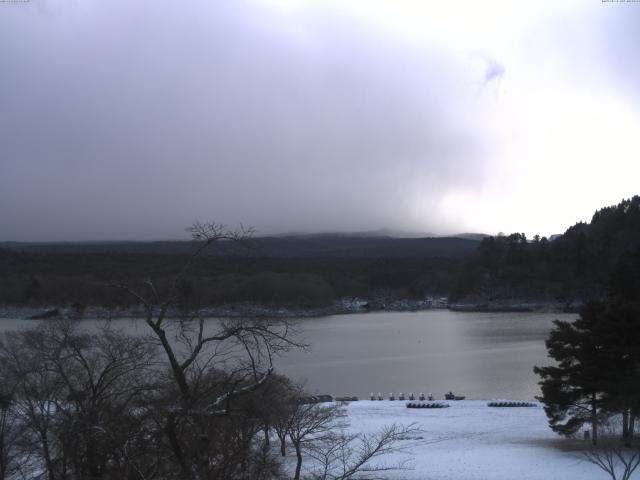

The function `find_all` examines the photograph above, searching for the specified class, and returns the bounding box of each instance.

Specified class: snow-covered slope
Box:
[332,400,600,480]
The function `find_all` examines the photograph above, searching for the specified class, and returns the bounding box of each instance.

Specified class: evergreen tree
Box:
[599,301,640,445]
[534,302,612,444]
[600,252,640,445]
[536,252,640,446]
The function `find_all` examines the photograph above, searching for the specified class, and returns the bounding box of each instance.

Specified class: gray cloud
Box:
[0,1,638,241]
[0,1,494,240]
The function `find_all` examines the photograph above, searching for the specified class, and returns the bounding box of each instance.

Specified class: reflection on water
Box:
[0,310,574,400]
[276,311,574,400]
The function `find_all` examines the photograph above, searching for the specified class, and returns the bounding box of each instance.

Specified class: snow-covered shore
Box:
[323,400,601,480]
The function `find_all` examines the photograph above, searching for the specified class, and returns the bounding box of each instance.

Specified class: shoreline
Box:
[0,299,576,321]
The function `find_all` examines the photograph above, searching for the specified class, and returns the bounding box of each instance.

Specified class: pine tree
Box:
[600,253,640,445]
[535,251,640,446]
[534,302,612,445]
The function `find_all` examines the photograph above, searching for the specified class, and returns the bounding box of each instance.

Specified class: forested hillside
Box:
[1,197,638,311]
[451,196,640,304]
[0,236,475,309]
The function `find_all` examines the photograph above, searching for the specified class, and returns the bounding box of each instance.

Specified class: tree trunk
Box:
[591,393,598,446]
[164,414,194,480]
[276,432,286,457]
[623,408,630,446]
[0,439,6,480]
[630,411,636,443]
[293,442,303,480]
[263,424,270,448]
[147,322,191,403]
[42,436,56,480]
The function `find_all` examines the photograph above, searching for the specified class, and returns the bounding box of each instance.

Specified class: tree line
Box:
[452,196,640,304]
[0,250,462,311]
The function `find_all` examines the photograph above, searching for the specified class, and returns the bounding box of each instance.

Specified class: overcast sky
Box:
[1,0,639,241]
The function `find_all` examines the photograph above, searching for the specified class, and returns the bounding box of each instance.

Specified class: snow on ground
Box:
[329,400,603,480]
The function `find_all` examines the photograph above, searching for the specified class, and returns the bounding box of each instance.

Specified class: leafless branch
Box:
[582,421,640,480]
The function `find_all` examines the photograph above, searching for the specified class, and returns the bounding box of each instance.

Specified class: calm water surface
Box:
[275,310,574,400]
[0,311,574,400]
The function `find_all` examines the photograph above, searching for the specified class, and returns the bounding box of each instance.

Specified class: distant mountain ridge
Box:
[0,228,490,246]
[262,229,490,240]
[0,234,481,258]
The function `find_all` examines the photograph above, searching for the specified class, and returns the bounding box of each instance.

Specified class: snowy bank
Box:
[323,400,603,480]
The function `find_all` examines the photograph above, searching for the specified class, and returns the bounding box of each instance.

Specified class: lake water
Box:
[0,310,574,401]
[275,310,574,401]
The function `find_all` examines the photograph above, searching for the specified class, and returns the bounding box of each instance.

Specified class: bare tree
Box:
[287,401,345,480]
[583,420,640,480]
[48,322,159,480]
[0,325,69,480]
[584,443,640,480]
[235,373,295,453]
[116,222,305,480]
[307,423,420,480]
[270,384,420,480]
[269,377,300,458]
[0,320,160,480]
[0,387,22,480]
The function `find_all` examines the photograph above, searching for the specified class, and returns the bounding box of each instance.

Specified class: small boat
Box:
[444,392,465,400]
